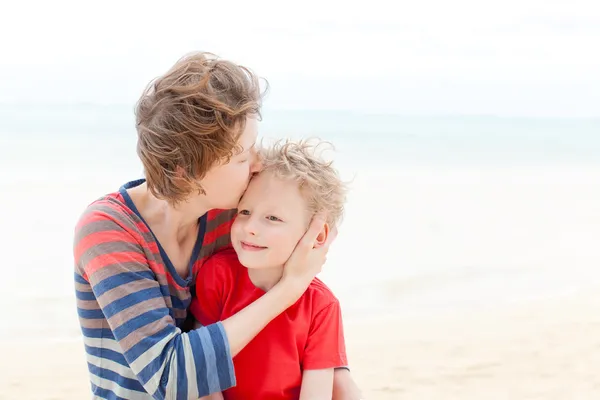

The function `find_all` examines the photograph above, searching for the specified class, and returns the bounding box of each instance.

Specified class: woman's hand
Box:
[280,213,338,299]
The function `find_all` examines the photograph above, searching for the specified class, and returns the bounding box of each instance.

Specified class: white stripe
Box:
[182,333,200,398]
[166,346,179,400]
[89,372,151,400]
[129,329,176,373]
[143,342,175,396]
[86,354,138,381]
[84,337,123,353]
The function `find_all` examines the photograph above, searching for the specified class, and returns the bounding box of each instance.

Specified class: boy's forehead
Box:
[242,175,271,200]
[241,172,306,208]
[243,171,281,199]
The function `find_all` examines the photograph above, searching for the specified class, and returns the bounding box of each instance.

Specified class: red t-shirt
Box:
[190,249,347,400]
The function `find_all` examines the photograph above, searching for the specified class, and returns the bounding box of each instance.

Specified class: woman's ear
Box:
[313,222,330,249]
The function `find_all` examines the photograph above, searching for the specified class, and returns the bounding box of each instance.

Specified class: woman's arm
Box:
[199,392,224,400]
[300,369,334,400]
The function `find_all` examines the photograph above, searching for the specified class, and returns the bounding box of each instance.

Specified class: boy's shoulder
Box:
[197,247,244,282]
[205,247,239,267]
[302,277,340,314]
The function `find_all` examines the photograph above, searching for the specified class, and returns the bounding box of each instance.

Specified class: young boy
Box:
[191,139,348,400]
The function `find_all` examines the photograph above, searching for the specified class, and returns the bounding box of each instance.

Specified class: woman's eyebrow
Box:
[241,142,256,154]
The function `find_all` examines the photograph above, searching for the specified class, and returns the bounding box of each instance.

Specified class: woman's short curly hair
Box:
[135,51,266,204]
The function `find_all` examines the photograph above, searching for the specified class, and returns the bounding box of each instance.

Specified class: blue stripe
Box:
[78,307,105,319]
[158,284,171,299]
[103,287,163,319]
[91,382,128,400]
[112,308,169,341]
[124,324,175,376]
[170,293,187,309]
[175,335,188,399]
[88,363,146,393]
[152,384,166,400]
[76,290,97,301]
[85,345,128,367]
[185,214,207,284]
[81,327,115,339]
[189,328,210,396]
[75,272,88,284]
[207,323,235,391]
[92,270,156,297]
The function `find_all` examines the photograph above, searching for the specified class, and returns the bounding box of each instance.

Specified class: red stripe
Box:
[74,197,132,232]
[207,209,229,222]
[85,251,148,276]
[75,207,116,233]
[163,269,185,290]
[203,219,234,246]
[75,229,138,262]
[134,220,151,234]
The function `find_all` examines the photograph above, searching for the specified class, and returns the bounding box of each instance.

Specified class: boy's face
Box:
[231,171,311,270]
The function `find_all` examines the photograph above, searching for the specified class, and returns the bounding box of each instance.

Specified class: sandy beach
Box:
[2,286,600,400]
[346,288,600,399]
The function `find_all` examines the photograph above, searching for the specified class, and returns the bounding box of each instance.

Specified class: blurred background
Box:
[1,0,599,398]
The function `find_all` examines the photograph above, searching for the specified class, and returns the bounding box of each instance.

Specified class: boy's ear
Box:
[313,222,330,248]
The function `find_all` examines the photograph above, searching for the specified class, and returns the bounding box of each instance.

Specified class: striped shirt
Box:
[73,179,237,399]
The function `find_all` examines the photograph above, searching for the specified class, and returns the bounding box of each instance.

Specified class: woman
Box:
[73,52,361,399]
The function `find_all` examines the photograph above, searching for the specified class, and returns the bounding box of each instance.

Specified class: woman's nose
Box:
[250,150,263,174]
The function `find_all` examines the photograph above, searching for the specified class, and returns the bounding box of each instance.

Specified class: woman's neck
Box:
[126,182,211,277]
[247,266,284,292]
[129,182,210,242]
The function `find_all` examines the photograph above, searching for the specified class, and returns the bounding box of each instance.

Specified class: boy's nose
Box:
[243,218,259,236]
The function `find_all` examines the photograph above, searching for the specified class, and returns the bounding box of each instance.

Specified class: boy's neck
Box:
[247,265,284,292]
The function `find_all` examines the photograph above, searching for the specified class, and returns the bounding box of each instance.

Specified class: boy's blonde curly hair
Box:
[259,138,348,227]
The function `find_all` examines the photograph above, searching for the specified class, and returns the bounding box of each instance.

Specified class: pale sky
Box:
[1,0,599,116]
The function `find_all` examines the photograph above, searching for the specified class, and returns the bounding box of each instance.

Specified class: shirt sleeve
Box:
[302,300,348,370]
[190,253,232,327]
[74,202,235,399]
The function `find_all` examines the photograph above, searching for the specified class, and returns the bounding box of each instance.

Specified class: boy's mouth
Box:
[240,241,267,251]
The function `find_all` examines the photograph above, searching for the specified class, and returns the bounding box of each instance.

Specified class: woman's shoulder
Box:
[73,192,154,283]
[74,191,139,236]
[73,189,149,270]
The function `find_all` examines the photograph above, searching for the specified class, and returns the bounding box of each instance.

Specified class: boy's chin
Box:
[238,256,284,270]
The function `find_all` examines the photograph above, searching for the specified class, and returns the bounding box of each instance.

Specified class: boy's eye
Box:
[267,215,281,222]
[238,209,250,215]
